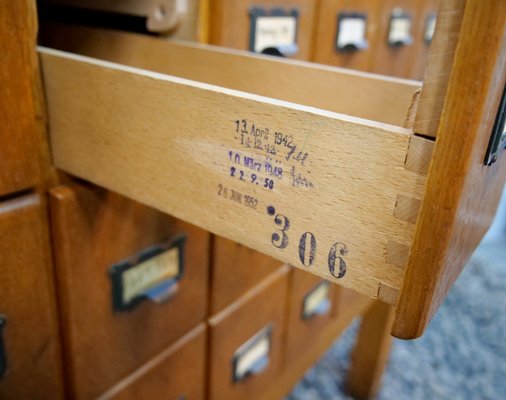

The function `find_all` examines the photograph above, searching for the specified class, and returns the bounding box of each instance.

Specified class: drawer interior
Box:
[37,23,433,306]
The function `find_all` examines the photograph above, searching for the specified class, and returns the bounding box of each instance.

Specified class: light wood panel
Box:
[413,0,465,137]
[40,47,430,301]
[393,0,506,338]
[39,24,420,127]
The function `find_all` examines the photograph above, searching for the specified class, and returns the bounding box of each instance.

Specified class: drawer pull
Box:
[232,325,272,382]
[0,315,6,378]
[109,235,186,312]
[387,9,413,47]
[302,281,331,319]
[485,83,506,165]
[336,12,368,52]
[249,7,299,56]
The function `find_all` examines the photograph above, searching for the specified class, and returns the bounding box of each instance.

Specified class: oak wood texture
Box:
[39,24,420,128]
[0,0,41,196]
[97,323,207,400]
[283,268,336,365]
[40,47,428,302]
[413,0,465,137]
[49,182,210,399]
[260,289,373,400]
[211,236,283,314]
[208,266,290,400]
[369,0,420,79]
[209,0,317,60]
[0,193,64,400]
[346,301,394,400]
[313,0,382,72]
[393,0,506,338]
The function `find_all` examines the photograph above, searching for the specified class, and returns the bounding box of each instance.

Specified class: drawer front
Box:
[0,194,63,399]
[284,268,336,364]
[211,236,283,313]
[313,0,382,71]
[369,0,420,78]
[0,2,40,196]
[99,324,207,400]
[210,0,318,60]
[208,266,289,400]
[49,183,210,400]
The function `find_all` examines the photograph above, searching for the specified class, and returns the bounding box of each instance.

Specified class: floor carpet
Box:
[286,238,506,400]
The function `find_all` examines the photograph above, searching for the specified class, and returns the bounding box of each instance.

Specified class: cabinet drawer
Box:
[49,182,210,400]
[313,0,382,71]
[38,18,506,339]
[209,0,318,59]
[98,324,207,400]
[284,269,337,364]
[208,266,289,400]
[211,236,283,313]
[0,194,63,399]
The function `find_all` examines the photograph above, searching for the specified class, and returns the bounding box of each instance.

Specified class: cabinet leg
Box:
[345,301,394,400]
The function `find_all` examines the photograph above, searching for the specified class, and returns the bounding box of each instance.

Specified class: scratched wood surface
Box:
[39,24,420,127]
[393,0,506,338]
[39,47,429,302]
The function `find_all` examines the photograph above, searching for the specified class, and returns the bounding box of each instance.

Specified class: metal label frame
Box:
[335,12,368,53]
[249,7,299,55]
[109,234,186,312]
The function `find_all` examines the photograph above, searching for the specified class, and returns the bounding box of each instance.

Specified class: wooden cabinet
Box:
[49,182,210,399]
[284,269,337,365]
[99,324,207,400]
[211,236,283,313]
[208,266,289,400]
[0,193,63,400]
[209,0,318,60]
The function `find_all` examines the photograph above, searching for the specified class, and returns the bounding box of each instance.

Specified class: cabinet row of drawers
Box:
[209,0,440,79]
[0,181,368,400]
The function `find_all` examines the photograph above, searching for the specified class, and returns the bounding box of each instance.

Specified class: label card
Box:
[302,281,331,319]
[388,9,413,47]
[232,325,272,382]
[109,235,186,312]
[336,13,368,52]
[0,316,6,378]
[249,8,299,56]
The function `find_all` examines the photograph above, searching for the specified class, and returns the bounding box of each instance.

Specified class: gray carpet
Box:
[286,238,506,400]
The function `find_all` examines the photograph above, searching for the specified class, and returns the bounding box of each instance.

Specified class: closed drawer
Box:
[284,268,337,364]
[211,236,283,313]
[98,323,207,400]
[209,0,318,59]
[208,266,289,400]
[313,0,382,71]
[0,194,63,399]
[49,182,210,400]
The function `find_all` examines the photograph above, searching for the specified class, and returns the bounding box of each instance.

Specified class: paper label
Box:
[388,16,412,45]
[303,281,331,318]
[337,17,367,49]
[253,16,297,53]
[233,326,272,381]
[122,247,180,304]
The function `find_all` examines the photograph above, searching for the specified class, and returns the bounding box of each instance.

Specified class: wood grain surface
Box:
[40,47,429,301]
[49,183,210,399]
[393,0,506,338]
[0,194,64,400]
[39,24,420,127]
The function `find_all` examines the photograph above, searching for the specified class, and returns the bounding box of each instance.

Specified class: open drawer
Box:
[38,1,506,339]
